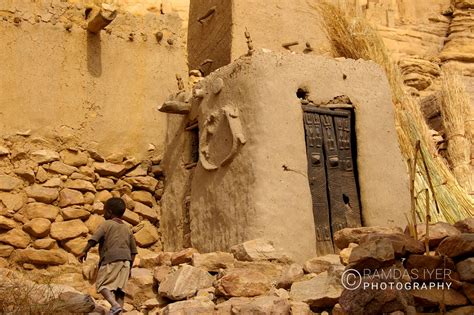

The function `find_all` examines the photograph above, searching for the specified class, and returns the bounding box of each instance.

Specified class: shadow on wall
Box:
[87,32,102,77]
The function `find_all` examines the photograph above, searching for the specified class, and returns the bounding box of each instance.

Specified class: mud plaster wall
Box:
[166,51,411,263]
[187,0,335,75]
[160,114,190,250]
[0,0,187,159]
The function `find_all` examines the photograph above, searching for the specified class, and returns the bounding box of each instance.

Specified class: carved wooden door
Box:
[303,106,362,255]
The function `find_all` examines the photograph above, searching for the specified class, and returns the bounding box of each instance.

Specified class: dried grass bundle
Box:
[313,2,473,223]
[441,69,472,192]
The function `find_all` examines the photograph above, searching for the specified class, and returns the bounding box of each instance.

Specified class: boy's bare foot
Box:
[109,305,122,315]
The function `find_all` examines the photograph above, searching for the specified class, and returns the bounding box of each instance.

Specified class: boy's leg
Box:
[114,289,125,307]
[99,288,121,309]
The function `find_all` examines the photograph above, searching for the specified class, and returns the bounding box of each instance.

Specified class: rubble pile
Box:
[95,219,474,314]
[0,219,473,314]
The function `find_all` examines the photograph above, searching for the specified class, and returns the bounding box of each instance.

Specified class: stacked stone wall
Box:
[0,137,163,279]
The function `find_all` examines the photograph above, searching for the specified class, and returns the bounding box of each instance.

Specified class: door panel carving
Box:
[303,105,362,255]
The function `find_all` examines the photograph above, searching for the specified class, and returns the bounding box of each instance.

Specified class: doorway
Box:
[302,105,362,255]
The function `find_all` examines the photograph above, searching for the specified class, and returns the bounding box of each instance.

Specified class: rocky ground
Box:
[0,140,473,314]
[2,219,474,314]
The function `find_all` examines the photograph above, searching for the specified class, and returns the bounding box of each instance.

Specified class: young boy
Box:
[79,197,138,315]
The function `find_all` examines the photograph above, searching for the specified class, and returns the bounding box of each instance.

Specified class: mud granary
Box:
[160,1,410,263]
[160,50,411,263]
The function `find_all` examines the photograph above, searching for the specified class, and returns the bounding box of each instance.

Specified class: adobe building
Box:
[160,50,411,263]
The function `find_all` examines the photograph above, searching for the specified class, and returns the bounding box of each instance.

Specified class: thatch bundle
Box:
[440,70,472,192]
[313,3,473,223]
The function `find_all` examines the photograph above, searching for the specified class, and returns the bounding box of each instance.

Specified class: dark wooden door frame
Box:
[303,105,362,255]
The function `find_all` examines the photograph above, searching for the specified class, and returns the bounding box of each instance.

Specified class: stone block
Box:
[23,218,51,238]
[192,251,235,272]
[24,202,59,221]
[50,219,88,241]
[0,228,31,248]
[215,268,272,297]
[290,271,342,308]
[158,264,214,300]
[25,184,58,203]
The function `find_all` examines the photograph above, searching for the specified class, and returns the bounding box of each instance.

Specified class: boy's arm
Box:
[130,234,138,267]
[78,223,105,263]
[78,240,97,262]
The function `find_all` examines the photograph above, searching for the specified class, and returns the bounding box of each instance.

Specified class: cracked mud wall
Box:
[0,0,187,159]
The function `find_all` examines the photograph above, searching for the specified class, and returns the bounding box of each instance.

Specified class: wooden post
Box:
[86,6,117,34]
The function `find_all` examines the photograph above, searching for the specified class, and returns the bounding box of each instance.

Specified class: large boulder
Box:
[158,265,214,300]
[454,218,474,233]
[0,228,31,248]
[347,238,395,271]
[15,249,67,265]
[50,219,88,241]
[171,248,199,266]
[133,221,159,247]
[230,239,291,262]
[406,254,456,282]
[23,218,51,238]
[360,233,424,256]
[192,252,235,272]
[25,185,58,203]
[0,175,22,191]
[24,202,59,221]
[215,268,272,297]
[339,275,414,314]
[411,288,468,307]
[153,265,173,284]
[125,267,155,304]
[416,222,462,248]
[290,271,342,308]
[437,234,474,258]
[334,226,403,250]
[304,254,343,274]
[277,263,304,289]
[456,258,474,282]
[233,261,284,283]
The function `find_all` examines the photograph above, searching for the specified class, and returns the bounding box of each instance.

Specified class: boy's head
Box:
[104,197,126,219]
